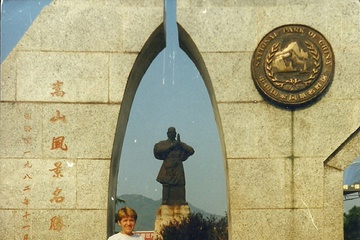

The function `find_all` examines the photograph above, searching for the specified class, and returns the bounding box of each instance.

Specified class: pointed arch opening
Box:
[107,23,229,237]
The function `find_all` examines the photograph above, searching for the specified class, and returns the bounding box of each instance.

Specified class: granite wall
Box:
[1,0,359,239]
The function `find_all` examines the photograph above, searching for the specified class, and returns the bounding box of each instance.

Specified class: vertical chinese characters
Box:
[47,109,68,233]
[50,110,68,151]
[22,113,32,155]
[22,160,33,239]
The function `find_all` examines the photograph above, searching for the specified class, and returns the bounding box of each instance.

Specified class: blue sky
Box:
[117,47,228,215]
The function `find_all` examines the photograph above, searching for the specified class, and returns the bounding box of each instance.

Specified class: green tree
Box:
[158,212,228,240]
[116,197,126,204]
[344,206,360,240]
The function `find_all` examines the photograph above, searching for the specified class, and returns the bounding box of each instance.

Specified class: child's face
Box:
[118,216,136,236]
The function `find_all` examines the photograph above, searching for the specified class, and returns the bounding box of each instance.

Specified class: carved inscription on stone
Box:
[251,24,334,108]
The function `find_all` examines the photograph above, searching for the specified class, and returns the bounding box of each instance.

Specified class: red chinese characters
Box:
[51,81,65,97]
[49,215,64,231]
[50,187,65,203]
[51,136,68,151]
[21,160,33,239]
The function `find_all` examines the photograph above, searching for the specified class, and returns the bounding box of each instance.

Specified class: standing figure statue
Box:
[154,127,195,205]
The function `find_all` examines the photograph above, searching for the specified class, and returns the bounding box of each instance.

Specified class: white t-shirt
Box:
[107,232,144,240]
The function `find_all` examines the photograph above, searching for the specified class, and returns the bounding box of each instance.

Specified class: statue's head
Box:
[167,127,176,140]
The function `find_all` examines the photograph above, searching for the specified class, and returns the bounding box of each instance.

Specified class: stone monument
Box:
[153,127,195,238]
[1,1,359,239]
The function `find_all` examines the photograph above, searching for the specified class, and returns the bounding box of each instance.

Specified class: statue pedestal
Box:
[154,205,190,240]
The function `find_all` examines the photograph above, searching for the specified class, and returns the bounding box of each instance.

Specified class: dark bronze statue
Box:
[154,127,195,205]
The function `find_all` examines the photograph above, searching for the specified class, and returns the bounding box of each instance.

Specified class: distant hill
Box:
[114,194,223,231]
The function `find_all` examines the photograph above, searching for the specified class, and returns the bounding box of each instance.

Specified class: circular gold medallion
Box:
[251,24,334,108]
